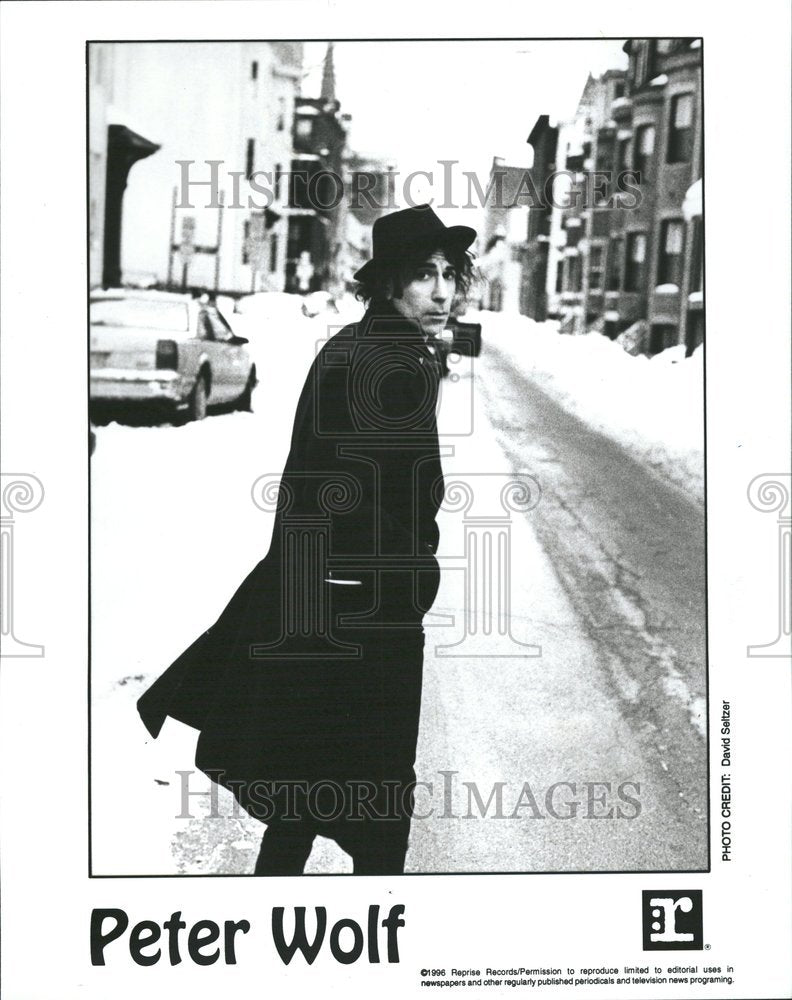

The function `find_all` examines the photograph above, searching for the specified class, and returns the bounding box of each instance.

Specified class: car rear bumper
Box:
[90,368,187,404]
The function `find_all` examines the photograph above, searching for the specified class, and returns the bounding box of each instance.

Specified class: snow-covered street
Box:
[90,303,707,876]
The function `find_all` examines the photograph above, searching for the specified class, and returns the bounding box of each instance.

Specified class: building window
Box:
[588,245,605,290]
[593,139,615,207]
[667,93,694,164]
[632,40,653,88]
[657,219,685,285]
[555,262,563,293]
[690,218,703,292]
[649,323,677,355]
[269,234,279,273]
[596,137,614,172]
[624,232,647,292]
[242,220,250,265]
[566,255,582,293]
[565,219,583,248]
[607,237,623,291]
[245,139,255,181]
[251,60,258,81]
[634,124,655,180]
[613,79,625,99]
[275,163,283,202]
[617,136,631,173]
[277,96,286,132]
[595,136,615,182]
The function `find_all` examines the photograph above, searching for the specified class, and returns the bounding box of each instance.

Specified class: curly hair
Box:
[355,243,476,309]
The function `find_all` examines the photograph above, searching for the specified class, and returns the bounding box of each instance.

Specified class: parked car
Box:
[90,289,257,420]
[433,315,483,376]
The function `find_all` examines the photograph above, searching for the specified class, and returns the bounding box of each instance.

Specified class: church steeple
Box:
[320,42,336,103]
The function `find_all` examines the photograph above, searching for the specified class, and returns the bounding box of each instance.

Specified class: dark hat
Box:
[353,204,476,282]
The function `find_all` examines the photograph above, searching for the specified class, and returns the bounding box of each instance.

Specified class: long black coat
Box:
[137,302,445,831]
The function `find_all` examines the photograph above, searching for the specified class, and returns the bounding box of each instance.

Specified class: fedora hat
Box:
[353,204,476,282]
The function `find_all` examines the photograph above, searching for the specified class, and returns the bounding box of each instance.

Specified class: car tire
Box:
[236,367,256,412]
[188,372,209,421]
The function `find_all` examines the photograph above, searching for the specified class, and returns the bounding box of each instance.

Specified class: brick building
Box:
[546,70,627,335]
[523,114,559,321]
[546,39,703,356]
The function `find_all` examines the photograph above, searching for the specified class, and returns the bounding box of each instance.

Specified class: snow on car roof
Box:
[90,288,197,304]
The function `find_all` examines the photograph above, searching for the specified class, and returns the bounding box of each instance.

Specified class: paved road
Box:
[479,342,707,813]
[404,342,707,873]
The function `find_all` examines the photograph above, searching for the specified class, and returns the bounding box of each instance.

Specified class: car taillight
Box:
[156,339,178,370]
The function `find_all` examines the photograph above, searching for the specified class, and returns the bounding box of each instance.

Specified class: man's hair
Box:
[355,243,475,308]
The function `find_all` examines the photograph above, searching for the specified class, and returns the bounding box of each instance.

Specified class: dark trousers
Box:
[250,589,429,877]
[254,816,410,875]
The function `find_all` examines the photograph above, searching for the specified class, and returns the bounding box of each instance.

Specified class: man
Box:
[138,205,477,875]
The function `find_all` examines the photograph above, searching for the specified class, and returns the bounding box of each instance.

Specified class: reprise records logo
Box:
[642,890,703,950]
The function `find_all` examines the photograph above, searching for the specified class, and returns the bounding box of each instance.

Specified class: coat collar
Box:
[355,302,444,380]
[359,299,428,344]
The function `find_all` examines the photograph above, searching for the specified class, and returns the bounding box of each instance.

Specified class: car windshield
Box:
[90,298,190,332]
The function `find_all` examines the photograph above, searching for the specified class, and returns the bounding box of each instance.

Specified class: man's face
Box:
[390,251,457,336]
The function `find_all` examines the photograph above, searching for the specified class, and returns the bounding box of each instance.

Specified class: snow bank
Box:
[466,310,704,502]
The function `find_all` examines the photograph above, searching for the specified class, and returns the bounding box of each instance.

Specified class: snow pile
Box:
[466,310,704,501]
